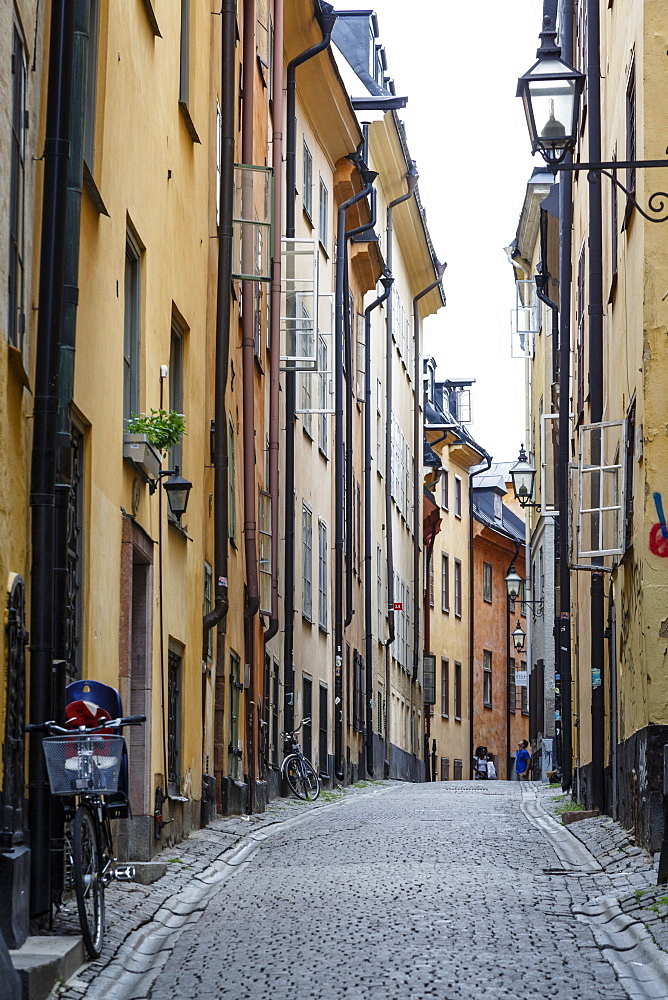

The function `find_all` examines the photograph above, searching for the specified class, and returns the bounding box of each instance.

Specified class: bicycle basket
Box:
[42,735,125,796]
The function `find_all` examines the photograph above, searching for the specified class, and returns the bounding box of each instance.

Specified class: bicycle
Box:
[26,711,145,957]
[280,718,320,800]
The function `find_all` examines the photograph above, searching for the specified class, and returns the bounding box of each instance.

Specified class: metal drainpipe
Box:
[345,182,377,629]
[334,175,376,782]
[202,0,235,657]
[468,453,492,779]
[506,542,520,781]
[412,262,446,688]
[263,0,284,645]
[364,275,393,777]
[283,3,337,735]
[28,0,76,919]
[587,0,605,813]
[241,0,259,811]
[558,0,574,793]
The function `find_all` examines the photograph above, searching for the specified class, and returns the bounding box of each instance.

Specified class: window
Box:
[454,559,462,617]
[301,372,312,437]
[626,61,636,199]
[441,658,450,718]
[319,685,328,776]
[509,657,516,713]
[441,553,450,613]
[169,319,184,471]
[124,233,141,423]
[270,658,279,766]
[377,689,383,736]
[318,520,327,630]
[9,27,27,351]
[229,650,241,778]
[376,377,383,473]
[483,562,492,603]
[228,417,236,542]
[168,646,183,790]
[483,649,492,708]
[624,398,636,550]
[83,0,100,169]
[429,557,434,608]
[577,420,626,557]
[521,661,529,714]
[454,662,462,720]
[441,470,449,511]
[356,313,365,401]
[576,244,586,417]
[377,545,383,641]
[454,476,462,517]
[302,676,312,760]
[319,177,328,251]
[318,337,328,455]
[259,491,272,614]
[303,140,313,219]
[302,503,313,621]
[204,563,213,660]
[353,650,364,732]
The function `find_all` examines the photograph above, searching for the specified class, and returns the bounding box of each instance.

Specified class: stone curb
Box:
[522,786,668,1000]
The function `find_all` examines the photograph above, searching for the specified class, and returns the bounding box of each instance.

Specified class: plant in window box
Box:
[123,410,186,481]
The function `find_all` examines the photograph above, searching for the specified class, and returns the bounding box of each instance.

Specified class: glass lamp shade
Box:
[510,445,536,504]
[163,468,192,519]
[505,567,523,602]
[517,55,585,164]
[512,621,526,653]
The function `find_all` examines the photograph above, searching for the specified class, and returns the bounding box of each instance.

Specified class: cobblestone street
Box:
[56,780,668,1000]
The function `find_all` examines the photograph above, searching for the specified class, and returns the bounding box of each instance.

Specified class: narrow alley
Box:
[57,782,665,1000]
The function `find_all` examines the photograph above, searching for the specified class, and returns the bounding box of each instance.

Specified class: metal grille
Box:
[167,650,181,787]
[3,577,27,840]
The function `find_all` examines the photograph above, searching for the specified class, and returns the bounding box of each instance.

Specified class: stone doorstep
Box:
[562,809,600,826]
[128,861,168,886]
[10,936,85,1000]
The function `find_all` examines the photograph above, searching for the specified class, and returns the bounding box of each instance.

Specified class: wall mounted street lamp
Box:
[505,564,544,618]
[148,467,192,520]
[518,15,668,223]
[509,445,539,510]
[512,621,527,653]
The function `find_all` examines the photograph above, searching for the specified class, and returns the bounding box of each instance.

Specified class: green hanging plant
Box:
[126,409,187,454]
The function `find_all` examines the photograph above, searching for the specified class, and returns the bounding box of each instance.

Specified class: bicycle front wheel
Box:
[73,805,105,958]
[284,755,320,800]
[301,760,320,800]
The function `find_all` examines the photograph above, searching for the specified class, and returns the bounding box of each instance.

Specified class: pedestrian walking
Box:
[473,745,488,780]
[514,740,532,781]
[486,754,497,780]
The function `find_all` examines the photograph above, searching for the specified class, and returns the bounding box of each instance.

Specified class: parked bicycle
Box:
[280,718,320,800]
[26,707,145,957]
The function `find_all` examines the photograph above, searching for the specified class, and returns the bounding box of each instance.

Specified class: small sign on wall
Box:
[515,670,528,687]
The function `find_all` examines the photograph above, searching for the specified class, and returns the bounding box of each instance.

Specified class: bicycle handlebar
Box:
[280,718,310,740]
[25,714,146,735]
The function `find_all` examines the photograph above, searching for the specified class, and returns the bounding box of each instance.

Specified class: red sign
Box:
[393,602,403,611]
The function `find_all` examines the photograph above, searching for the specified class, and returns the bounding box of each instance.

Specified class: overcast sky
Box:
[340,0,544,463]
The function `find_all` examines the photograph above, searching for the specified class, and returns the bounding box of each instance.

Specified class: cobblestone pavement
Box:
[58,780,655,1000]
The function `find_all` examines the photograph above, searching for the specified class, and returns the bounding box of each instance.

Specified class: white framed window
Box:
[454,476,462,518]
[483,562,492,603]
[454,559,462,617]
[318,519,327,630]
[302,503,313,621]
[318,337,329,456]
[356,313,365,401]
[483,649,492,707]
[377,545,383,640]
[319,176,328,251]
[441,553,450,612]
[540,412,559,514]
[577,420,625,557]
[442,469,449,511]
[303,140,313,220]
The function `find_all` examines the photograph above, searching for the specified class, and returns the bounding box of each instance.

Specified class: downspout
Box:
[283,3,337,734]
[28,0,76,918]
[202,0,235,656]
[263,0,284,644]
[506,542,521,781]
[587,0,606,813]
[364,275,393,777]
[335,173,376,781]
[557,0,574,793]
[468,453,492,779]
[412,261,447,683]
[345,167,377,629]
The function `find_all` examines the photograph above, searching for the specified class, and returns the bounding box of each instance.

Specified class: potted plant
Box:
[123,409,186,481]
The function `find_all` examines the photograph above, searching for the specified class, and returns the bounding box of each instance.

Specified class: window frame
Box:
[123,232,142,424]
[318,518,328,631]
[441,658,450,718]
[454,558,462,617]
[482,562,492,603]
[302,502,313,622]
[9,25,27,352]
[454,475,462,518]
[302,139,313,221]
[483,649,492,708]
[441,552,450,613]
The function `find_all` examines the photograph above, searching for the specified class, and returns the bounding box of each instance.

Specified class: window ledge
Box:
[8,344,30,390]
[83,162,110,217]
[179,101,201,143]
[168,516,191,540]
[140,0,162,35]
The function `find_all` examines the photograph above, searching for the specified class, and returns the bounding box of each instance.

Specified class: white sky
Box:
[339,0,543,462]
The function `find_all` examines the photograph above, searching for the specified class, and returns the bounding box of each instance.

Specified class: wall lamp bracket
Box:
[553,159,668,224]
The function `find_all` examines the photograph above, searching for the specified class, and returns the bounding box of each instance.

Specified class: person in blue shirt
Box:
[515,740,532,781]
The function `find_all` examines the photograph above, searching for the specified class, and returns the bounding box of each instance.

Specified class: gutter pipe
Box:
[334,173,376,781]
[263,0,284,644]
[412,261,446,684]
[557,0,574,794]
[28,0,76,918]
[283,3,337,735]
[506,541,521,780]
[468,452,492,779]
[364,274,393,777]
[203,0,235,657]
